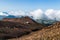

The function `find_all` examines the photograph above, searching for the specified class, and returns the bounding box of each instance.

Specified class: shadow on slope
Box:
[0,16,45,39]
[9,21,60,40]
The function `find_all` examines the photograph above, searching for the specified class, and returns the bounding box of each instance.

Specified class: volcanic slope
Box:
[8,22,60,40]
[0,16,45,39]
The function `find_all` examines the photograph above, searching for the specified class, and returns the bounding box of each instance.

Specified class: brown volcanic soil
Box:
[8,22,60,40]
[3,16,38,24]
[0,16,45,39]
[3,16,45,30]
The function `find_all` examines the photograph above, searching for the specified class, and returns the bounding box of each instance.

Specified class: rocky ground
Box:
[0,16,60,40]
[8,22,60,40]
[0,16,45,39]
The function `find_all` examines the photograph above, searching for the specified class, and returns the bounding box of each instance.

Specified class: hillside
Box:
[3,16,45,30]
[8,22,60,40]
[0,16,45,39]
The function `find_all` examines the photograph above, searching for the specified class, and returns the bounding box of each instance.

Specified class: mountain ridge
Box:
[0,16,45,39]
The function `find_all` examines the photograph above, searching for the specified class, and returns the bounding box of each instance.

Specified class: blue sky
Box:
[0,0,60,23]
[0,0,60,11]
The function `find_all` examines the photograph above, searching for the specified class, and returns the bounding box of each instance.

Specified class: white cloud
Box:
[55,10,60,21]
[8,10,26,16]
[0,11,8,16]
[29,9,60,24]
[45,9,60,21]
[0,9,60,24]
[45,9,56,20]
[30,9,43,19]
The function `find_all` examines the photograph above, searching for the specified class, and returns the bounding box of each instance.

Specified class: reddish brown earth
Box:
[0,16,60,40]
[0,16,45,39]
[8,22,60,40]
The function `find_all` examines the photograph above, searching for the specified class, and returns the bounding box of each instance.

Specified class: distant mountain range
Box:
[0,15,16,19]
[0,12,28,19]
[5,15,17,18]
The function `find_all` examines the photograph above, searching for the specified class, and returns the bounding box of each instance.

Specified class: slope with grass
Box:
[8,22,60,40]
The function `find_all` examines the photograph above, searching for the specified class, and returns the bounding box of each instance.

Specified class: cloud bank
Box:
[45,9,60,21]
[0,11,8,16]
[30,9,43,19]
[0,9,60,24]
